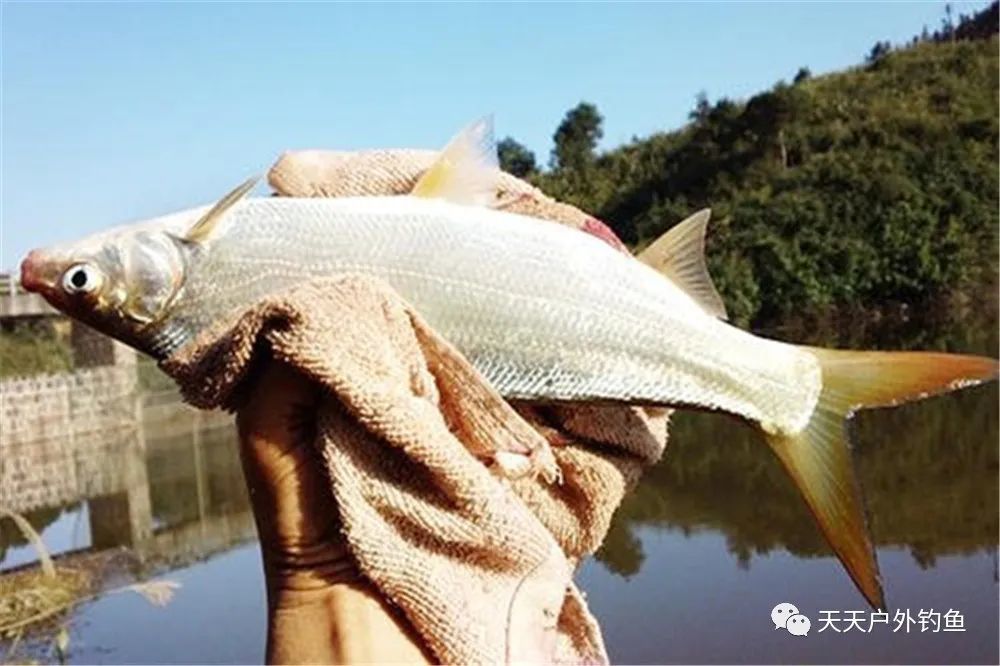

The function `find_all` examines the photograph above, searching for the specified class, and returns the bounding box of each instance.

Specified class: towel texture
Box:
[160,149,669,664]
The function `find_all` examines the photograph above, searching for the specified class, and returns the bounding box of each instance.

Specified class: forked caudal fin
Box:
[765,347,998,609]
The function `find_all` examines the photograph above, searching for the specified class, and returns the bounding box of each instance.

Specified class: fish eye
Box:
[61,263,102,294]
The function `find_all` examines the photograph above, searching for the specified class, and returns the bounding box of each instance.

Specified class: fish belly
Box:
[179,197,822,433]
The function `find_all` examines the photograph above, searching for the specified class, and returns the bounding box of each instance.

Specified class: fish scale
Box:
[169,195,823,434]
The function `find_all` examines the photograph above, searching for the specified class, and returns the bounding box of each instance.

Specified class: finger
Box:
[235,362,346,580]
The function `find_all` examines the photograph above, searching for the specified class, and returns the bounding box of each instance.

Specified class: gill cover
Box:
[120,232,189,323]
[126,176,258,324]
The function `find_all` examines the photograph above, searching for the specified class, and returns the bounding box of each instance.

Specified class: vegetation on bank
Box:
[500,3,999,328]
[0,324,72,378]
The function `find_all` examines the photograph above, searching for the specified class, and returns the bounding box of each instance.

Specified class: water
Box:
[1,318,997,664]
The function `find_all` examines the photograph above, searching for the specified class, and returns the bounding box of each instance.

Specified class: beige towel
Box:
[160,151,669,664]
[269,148,630,253]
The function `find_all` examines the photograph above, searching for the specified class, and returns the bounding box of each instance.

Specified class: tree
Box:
[742,83,806,168]
[690,91,711,122]
[952,1,998,41]
[496,137,537,178]
[793,67,812,84]
[866,40,892,63]
[943,3,956,41]
[551,102,604,171]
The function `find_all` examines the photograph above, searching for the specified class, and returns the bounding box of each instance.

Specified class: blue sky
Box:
[1,1,989,269]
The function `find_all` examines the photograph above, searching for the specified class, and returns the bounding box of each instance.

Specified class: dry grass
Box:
[0,506,180,663]
[0,509,95,641]
[0,566,92,636]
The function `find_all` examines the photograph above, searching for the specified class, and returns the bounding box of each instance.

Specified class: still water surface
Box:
[1,318,997,664]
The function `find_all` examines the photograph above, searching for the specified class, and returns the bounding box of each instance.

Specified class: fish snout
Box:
[20,250,51,292]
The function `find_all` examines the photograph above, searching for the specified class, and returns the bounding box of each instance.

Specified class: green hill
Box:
[509,4,999,329]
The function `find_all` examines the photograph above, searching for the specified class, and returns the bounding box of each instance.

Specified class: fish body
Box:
[168,195,822,435]
[20,119,997,610]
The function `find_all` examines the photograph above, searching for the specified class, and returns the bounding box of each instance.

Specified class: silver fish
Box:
[21,119,998,608]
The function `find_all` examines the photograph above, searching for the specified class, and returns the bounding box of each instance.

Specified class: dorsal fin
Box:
[184,176,259,244]
[637,209,728,320]
[411,117,498,206]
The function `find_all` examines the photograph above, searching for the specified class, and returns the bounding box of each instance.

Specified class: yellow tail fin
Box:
[765,348,997,609]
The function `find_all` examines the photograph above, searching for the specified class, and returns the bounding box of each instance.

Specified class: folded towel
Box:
[159,150,669,664]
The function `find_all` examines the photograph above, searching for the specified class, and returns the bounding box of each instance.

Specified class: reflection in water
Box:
[0,384,264,662]
[146,426,249,532]
[0,313,997,664]
[599,382,998,576]
[1,396,252,568]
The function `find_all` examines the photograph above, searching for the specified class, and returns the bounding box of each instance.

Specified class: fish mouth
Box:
[20,250,69,310]
[20,250,53,293]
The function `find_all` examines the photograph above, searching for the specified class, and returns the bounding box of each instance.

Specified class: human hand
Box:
[236,360,432,664]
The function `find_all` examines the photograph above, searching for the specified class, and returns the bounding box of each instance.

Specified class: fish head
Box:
[20,177,258,359]
[20,224,192,355]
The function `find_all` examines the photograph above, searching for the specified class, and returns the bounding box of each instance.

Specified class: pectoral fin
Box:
[184,176,259,244]
[411,117,498,206]
[637,209,727,319]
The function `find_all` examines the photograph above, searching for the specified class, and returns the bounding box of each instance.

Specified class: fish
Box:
[20,118,998,609]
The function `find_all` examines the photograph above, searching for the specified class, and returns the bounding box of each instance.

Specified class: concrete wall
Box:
[1,366,140,513]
